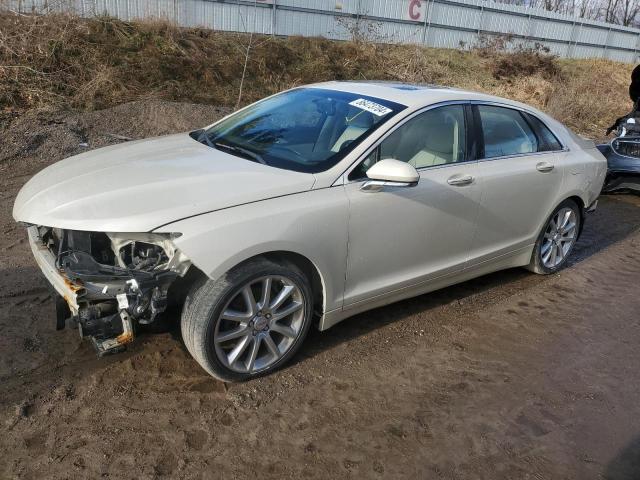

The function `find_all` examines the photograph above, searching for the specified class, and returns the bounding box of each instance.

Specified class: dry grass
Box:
[0,11,633,138]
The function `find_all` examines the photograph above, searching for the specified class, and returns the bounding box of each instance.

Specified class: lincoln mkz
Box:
[14,82,606,381]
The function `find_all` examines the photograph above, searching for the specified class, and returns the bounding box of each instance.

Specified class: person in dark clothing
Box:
[607,64,640,135]
[630,64,640,103]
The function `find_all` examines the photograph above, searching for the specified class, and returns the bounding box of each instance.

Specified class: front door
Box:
[342,104,482,307]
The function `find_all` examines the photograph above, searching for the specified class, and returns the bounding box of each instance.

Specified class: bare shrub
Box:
[471,33,515,58]
[333,14,386,43]
[471,34,560,80]
[492,44,560,80]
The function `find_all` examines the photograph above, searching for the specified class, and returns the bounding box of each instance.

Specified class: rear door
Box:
[467,104,565,266]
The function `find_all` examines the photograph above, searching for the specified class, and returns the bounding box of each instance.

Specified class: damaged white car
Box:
[14,82,606,381]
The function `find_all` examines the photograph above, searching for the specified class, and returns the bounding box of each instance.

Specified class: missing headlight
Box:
[119,241,169,271]
[107,232,190,275]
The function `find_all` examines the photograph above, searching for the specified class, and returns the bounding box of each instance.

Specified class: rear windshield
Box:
[192,88,406,173]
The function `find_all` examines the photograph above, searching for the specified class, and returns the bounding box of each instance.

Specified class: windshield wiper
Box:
[190,129,212,146]
[212,141,266,165]
[193,130,265,164]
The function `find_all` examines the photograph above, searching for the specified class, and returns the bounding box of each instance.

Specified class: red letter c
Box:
[409,0,422,20]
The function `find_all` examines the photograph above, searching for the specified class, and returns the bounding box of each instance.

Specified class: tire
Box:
[181,257,313,382]
[526,199,581,275]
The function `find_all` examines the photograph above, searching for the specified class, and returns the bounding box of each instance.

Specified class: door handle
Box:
[536,161,554,173]
[447,174,474,186]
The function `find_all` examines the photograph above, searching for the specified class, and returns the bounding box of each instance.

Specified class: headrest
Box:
[410,115,456,154]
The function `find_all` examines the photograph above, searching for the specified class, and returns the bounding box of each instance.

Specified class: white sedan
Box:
[13,82,606,381]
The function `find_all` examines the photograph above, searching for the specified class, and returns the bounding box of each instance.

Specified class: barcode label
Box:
[349,98,392,117]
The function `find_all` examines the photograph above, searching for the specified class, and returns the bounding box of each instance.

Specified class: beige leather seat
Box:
[408,115,460,168]
[331,111,375,152]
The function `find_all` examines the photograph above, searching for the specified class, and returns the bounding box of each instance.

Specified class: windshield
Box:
[193,88,406,173]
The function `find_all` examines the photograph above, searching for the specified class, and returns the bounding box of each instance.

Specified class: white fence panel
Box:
[3,0,640,62]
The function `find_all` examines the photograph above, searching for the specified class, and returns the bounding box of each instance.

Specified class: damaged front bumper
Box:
[27,226,190,356]
[29,227,82,314]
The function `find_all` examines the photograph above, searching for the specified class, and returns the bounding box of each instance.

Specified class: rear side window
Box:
[523,113,563,152]
[478,105,538,158]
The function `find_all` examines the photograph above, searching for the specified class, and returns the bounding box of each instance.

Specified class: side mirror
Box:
[361,159,419,192]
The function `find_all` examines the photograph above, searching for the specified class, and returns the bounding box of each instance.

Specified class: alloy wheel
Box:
[213,275,305,373]
[541,207,578,269]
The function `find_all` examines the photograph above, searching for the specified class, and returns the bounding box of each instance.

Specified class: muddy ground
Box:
[1,101,640,479]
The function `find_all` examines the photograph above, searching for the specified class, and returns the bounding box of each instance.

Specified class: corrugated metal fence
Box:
[6,0,640,63]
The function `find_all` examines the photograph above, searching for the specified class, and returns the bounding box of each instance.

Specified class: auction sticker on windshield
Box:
[349,98,393,116]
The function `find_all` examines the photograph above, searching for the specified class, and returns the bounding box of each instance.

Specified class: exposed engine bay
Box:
[30,226,190,355]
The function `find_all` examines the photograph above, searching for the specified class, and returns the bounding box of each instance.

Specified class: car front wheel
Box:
[181,258,313,382]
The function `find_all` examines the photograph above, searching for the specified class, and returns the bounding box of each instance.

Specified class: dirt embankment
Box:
[0,10,634,139]
[1,100,640,479]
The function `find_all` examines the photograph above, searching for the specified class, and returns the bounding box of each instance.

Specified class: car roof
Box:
[308,80,525,110]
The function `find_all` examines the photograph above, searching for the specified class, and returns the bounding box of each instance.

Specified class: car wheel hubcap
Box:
[541,207,577,269]
[214,275,305,373]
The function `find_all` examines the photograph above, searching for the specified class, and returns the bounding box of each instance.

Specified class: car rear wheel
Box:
[527,199,581,274]
[181,257,313,382]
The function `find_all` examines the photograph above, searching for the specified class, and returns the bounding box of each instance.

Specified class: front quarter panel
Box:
[154,186,350,315]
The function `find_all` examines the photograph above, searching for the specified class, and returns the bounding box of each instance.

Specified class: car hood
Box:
[13,133,316,232]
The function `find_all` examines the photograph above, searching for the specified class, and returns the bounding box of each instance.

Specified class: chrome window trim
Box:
[476,150,561,164]
[470,100,568,162]
[341,100,474,184]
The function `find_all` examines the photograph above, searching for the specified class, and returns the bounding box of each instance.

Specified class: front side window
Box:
[349,104,467,180]
[193,88,405,173]
[478,105,538,158]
